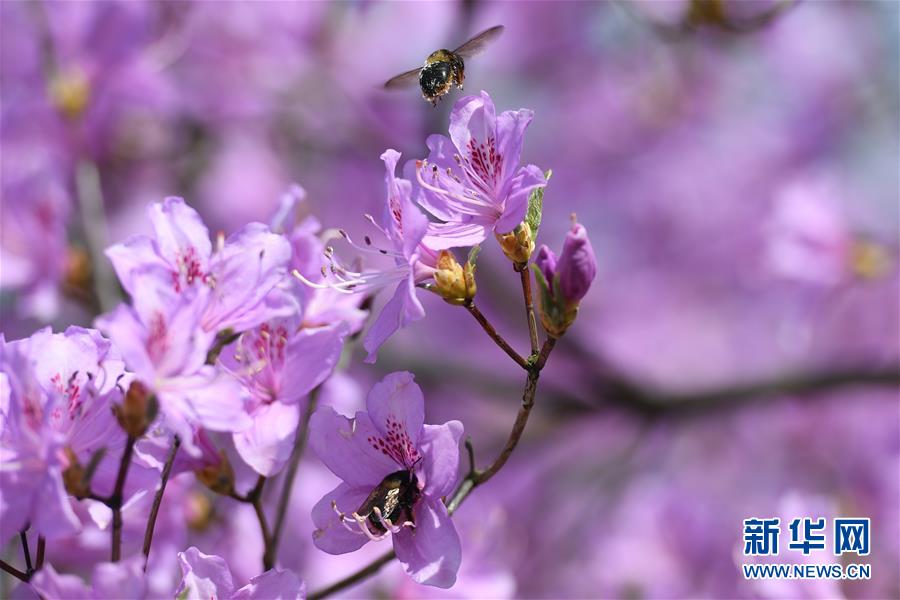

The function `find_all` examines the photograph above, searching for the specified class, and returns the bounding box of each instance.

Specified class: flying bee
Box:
[384,25,504,106]
[332,468,422,540]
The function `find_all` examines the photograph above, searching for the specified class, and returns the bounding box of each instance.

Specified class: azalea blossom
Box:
[28,557,147,599]
[96,283,251,457]
[416,91,547,250]
[176,546,306,600]
[218,315,347,476]
[106,196,296,335]
[270,185,368,333]
[309,372,464,588]
[0,327,130,543]
[296,150,441,363]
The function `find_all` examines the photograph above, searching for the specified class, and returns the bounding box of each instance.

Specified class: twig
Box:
[464,303,528,370]
[229,475,272,570]
[19,532,32,575]
[265,388,321,569]
[142,436,180,570]
[110,435,137,562]
[75,160,119,313]
[0,559,28,583]
[35,537,45,570]
[516,264,540,356]
[308,550,397,600]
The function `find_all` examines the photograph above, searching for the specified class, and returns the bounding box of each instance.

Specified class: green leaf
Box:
[467,244,481,268]
[525,169,552,239]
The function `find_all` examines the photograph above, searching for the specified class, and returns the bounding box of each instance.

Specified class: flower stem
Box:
[19,532,32,575]
[230,476,272,570]
[516,263,540,356]
[464,302,528,369]
[110,435,137,562]
[75,160,119,313]
[142,436,180,571]
[308,550,397,600]
[0,559,28,583]
[35,537,45,570]
[265,387,321,569]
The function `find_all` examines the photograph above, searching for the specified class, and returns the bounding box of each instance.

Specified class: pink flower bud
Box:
[556,221,596,303]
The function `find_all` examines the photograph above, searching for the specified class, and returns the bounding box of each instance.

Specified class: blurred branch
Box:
[75,161,120,313]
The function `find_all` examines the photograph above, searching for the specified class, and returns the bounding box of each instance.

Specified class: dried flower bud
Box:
[47,66,90,120]
[62,447,89,498]
[496,222,535,265]
[114,380,158,438]
[433,250,476,305]
[196,450,236,497]
[185,491,215,531]
[532,217,597,337]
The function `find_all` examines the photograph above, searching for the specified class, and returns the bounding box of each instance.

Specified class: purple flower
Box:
[416,91,547,249]
[270,186,368,334]
[218,316,347,476]
[106,197,295,335]
[297,150,440,363]
[309,372,464,588]
[96,283,251,457]
[176,546,306,600]
[533,219,597,337]
[29,557,147,599]
[0,327,128,543]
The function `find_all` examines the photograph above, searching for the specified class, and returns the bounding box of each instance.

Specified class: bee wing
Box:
[453,25,504,59]
[383,67,421,90]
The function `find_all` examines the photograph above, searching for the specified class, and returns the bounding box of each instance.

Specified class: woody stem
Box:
[142,436,180,570]
[464,302,528,369]
[516,263,540,356]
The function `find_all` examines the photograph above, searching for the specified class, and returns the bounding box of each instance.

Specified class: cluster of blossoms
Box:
[1,91,596,597]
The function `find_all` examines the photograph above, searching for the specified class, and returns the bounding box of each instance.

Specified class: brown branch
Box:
[265,388,321,569]
[19,532,33,575]
[0,559,28,583]
[516,264,540,356]
[464,303,528,370]
[110,435,137,562]
[35,537,45,570]
[308,550,397,600]
[142,436,180,570]
[230,475,272,570]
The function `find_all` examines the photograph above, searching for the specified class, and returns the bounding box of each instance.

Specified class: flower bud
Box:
[496,222,535,265]
[196,450,236,497]
[532,218,597,337]
[186,491,216,531]
[556,220,597,303]
[62,447,89,498]
[47,66,90,120]
[114,381,158,438]
[433,250,476,305]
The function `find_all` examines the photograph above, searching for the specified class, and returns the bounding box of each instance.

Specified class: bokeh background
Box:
[2,1,899,598]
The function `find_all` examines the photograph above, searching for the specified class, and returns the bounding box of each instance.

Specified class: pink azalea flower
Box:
[106,197,296,335]
[29,557,147,599]
[309,372,464,588]
[176,546,306,600]
[416,91,547,250]
[218,315,347,476]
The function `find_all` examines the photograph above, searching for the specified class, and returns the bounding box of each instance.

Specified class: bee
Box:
[355,469,421,535]
[384,25,504,106]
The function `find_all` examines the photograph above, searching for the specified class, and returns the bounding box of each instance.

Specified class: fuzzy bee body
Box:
[356,469,421,534]
[384,26,503,106]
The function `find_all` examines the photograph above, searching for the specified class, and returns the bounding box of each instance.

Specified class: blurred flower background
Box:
[1,1,898,598]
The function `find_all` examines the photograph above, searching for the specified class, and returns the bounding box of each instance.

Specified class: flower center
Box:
[366,415,421,467]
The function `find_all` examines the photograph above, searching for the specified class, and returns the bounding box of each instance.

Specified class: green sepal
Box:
[525,169,552,239]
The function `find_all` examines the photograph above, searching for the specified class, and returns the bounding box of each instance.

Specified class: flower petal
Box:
[494,164,546,235]
[422,221,489,251]
[309,407,398,487]
[419,421,464,498]
[149,197,212,269]
[362,274,424,364]
[495,107,534,183]
[311,482,373,555]
[233,568,305,600]
[176,546,235,600]
[393,498,461,588]
[105,236,168,297]
[279,324,347,405]
[365,371,424,451]
[233,401,300,477]
[449,91,497,166]
[29,563,91,600]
